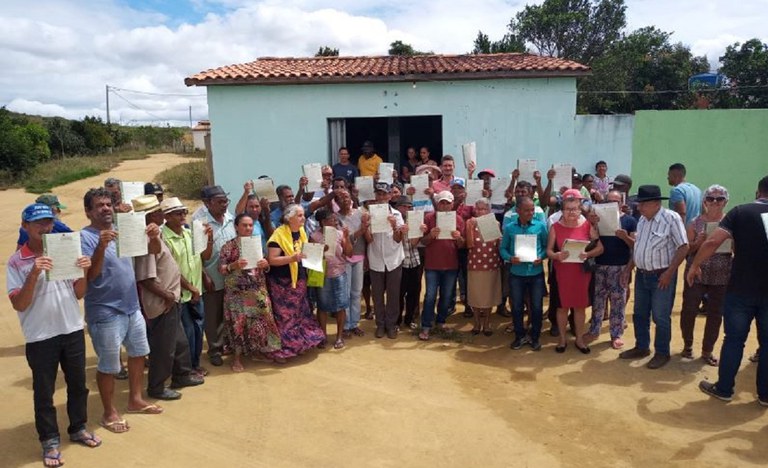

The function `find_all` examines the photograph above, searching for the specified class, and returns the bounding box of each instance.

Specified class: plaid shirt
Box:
[402,238,421,269]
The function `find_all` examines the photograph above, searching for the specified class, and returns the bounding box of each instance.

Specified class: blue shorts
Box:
[316,273,349,312]
[88,311,150,374]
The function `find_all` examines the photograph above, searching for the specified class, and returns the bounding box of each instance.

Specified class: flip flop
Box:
[43,447,64,467]
[333,339,345,349]
[125,404,163,414]
[69,429,102,448]
[99,419,130,433]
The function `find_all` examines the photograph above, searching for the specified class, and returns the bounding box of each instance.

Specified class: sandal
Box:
[99,418,130,433]
[352,327,365,337]
[342,329,353,339]
[504,324,514,334]
[333,339,345,349]
[418,330,430,341]
[114,366,128,380]
[611,338,624,350]
[69,429,102,448]
[471,328,481,336]
[42,447,64,467]
[126,404,163,414]
[231,362,245,373]
[681,348,694,359]
[701,354,719,367]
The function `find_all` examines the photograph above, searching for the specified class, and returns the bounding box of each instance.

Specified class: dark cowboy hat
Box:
[634,185,669,202]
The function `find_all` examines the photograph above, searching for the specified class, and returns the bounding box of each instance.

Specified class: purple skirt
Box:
[267,276,325,359]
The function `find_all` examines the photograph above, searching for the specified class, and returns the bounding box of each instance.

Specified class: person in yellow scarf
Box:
[265,204,325,359]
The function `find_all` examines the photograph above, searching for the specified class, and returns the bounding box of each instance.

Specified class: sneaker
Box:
[699,380,732,402]
[510,335,530,350]
[375,326,385,338]
[646,353,670,369]
[409,322,418,330]
[530,339,542,351]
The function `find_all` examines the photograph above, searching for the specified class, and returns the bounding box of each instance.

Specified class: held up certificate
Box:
[517,159,537,184]
[705,222,732,254]
[476,213,501,242]
[115,211,148,257]
[561,239,589,263]
[379,163,395,185]
[462,141,476,169]
[465,179,484,205]
[240,236,263,269]
[490,176,510,206]
[437,211,456,240]
[410,174,430,201]
[43,232,83,281]
[301,242,325,272]
[514,234,538,263]
[323,226,337,258]
[120,181,145,205]
[369,204,391,234]
[407,210,424,239]
[762,213,768,241]
[192,219,207,255]
[252,178,279,203]
[593,202,620,236]
[552,163,573,193]
[303,163,323,192]
[355,176,374,202]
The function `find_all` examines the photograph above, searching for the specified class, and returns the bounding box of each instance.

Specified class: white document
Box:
[410,174,430,201]
[561,238,589,263]
[407,210,424,239]
[437,211,456,240]
[323,226,338,258]
[301,242,325,272]
[303,163,323,192]
[462,141,476,169]
[515,234,538,263]
[355,176,375,202]
[192,219,207,255]
[517,159,537,184]
[762,213,768,241]
[120,181,145,205]
[490,176,510,206]
[115,211,148,257]
[369,204,391,234]
[43,232,83,281]
[465,179,484,205]
[240,236,263,269]
[705,222,733,254]
[593,202,620,236]
[379,163,394,185]
[252,178,279,203]
[552,163,573,192]
[476,213,501,242]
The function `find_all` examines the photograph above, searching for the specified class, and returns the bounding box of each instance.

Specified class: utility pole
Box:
[105,84,111,125]
[189,105,192,128]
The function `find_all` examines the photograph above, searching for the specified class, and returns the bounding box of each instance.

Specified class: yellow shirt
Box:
[358,153,383,177]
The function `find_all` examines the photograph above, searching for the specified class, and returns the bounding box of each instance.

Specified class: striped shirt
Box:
[634,207,688,271]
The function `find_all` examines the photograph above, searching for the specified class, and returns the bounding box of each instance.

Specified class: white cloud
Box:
[1,0,766,125]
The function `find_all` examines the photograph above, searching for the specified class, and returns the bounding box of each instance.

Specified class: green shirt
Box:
[161,225,203,302]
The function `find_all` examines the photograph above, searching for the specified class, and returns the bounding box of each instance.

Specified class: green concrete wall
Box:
[631,109,768,205]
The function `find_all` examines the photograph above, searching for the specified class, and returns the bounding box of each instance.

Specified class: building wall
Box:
[573,114,634,178]
[206,77,586,194]
[631,109,768,205]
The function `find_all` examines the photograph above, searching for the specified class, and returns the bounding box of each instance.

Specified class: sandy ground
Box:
[0,153,764,468]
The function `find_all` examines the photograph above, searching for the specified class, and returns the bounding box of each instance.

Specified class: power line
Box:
[109,89,168,121]
[109,85,206,97]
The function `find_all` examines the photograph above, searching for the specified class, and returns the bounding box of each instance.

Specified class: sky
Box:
[1,0,765,126]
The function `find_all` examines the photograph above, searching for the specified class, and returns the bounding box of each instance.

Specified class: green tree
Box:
[72,116,113,152]
[514,0,626,64]
[0,107,50,174]
[471,29,526,54]
[46,117,86,157]
[717,39,768,108]
[578,27,710,113]
[388,40,432,56]
[315,46,340,57]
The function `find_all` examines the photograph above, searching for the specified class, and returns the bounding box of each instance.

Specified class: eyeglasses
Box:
[705,196,726,203]
[564,207,581,212]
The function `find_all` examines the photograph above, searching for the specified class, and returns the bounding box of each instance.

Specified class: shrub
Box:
[157,161,208,200]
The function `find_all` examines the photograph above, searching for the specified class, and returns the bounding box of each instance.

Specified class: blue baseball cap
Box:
[22,203,54,222]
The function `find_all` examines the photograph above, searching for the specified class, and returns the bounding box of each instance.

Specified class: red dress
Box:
[553,221,592,308]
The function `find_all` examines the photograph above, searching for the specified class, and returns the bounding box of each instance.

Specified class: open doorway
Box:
[328,116,442,168]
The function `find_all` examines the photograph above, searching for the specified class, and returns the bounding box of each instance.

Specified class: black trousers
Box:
[399,264,423,326]
[146,303,193,394]
[25,329,89,444]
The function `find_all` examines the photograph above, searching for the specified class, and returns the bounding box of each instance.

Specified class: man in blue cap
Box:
[7,203,101,466]
[16,194,72,250]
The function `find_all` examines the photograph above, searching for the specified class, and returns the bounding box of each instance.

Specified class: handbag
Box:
[582,239,599,273]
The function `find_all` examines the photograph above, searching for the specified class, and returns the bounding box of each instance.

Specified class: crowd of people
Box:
[8,141,768,466]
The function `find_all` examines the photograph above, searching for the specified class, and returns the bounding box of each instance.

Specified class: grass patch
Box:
[22,156,122,193]
[156,160,208,200]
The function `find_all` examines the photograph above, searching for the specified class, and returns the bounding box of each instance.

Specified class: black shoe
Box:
[549,326,560,337]
[209,354,224,367]
[699,381,732,402]
[646,354,670,369]
[148,388,182,400]
[575,343,591,354]
[386,328,398,339]
[496,306,512,318]
[530,339,542,351]
[510,336,530,350]
[618,347,651,360]
[375,326,385,338]
[170,374,205,389]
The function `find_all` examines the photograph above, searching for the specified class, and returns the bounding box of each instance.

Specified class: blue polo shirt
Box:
[500,218,548,277]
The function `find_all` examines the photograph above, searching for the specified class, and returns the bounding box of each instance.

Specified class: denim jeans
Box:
[421,269,458,329]
[180,300,204,368]
[25,329,89,444]
[714,293,768,398]
[345,261,364,330]
[632,270,677,355]
[510,273,545,340]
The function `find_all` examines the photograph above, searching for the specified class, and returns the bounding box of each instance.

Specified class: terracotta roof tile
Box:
[185,53,589,86]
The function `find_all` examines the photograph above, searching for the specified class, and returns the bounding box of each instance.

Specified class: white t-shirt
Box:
[6,245,83,343]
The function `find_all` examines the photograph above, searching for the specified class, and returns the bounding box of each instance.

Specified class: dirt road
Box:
[0,154,763,467]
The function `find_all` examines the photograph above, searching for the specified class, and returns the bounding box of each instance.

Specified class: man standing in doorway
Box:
[332,147,359,184]
[357,140,383,177]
